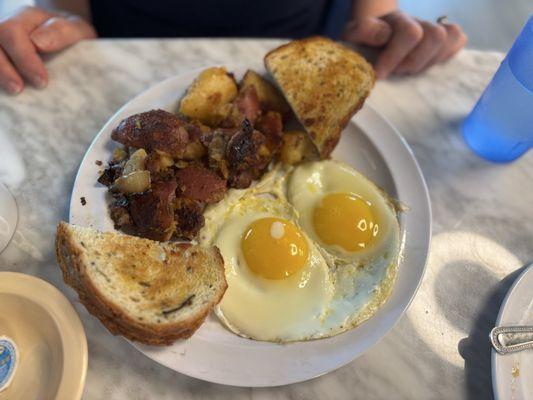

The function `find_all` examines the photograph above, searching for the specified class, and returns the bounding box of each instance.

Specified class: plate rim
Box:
[68,64,432,387]
[492,262,533,400]
[0,271,88,399]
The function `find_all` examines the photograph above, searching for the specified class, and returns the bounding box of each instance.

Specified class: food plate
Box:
[492,263,533,400]
[0,272,87,399]
[69,65,431,387]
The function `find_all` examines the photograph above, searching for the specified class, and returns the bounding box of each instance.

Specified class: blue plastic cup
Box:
[462,16,533,163]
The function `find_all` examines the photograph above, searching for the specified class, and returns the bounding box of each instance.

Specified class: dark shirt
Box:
[90,0,337,39]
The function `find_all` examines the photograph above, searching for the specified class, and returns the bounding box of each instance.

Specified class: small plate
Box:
[492,263,533,400]
[69,65,431,387]
[0,272,87,399]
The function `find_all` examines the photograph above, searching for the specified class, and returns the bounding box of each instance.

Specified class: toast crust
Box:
[265,36,375,158]
[56,222,226,346]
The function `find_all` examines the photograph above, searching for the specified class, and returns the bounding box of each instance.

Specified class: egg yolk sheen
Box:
[313,193,379,252]
[241,217,309,279]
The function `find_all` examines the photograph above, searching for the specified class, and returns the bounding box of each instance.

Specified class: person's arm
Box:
[0,0,95,94]
[344,0,467,79]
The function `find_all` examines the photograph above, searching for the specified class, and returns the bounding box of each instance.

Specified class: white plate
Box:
[0,272,87,399]
[69,65,431,387]
[492,263,533,400]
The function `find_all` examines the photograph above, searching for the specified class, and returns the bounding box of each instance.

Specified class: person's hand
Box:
[0,6,96,94]
[343,11,467,79]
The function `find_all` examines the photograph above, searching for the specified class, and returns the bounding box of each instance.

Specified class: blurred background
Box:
[400,0,532,51]
[1,0,532,52]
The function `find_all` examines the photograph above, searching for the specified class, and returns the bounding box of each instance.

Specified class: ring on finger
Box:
[437,15,448,24]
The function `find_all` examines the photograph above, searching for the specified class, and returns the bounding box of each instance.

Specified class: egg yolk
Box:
[241,217,309,279]
[313,193,379,252]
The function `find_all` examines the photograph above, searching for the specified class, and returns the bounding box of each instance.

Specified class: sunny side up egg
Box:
[286,160,401,336]
[199,161,402,342]
[287,160,400,266]
[200,187,335,342]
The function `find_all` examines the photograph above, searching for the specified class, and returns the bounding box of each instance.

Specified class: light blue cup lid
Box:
[508,15,533,92]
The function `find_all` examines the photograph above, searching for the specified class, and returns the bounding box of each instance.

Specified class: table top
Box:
[0,39,532,400]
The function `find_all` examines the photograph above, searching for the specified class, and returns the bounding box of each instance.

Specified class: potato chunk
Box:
[241,70,290,115]
[179,67,238,126]
[280,130,318,165]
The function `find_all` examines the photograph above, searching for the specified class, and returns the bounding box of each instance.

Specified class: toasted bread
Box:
[55,222,227,345]
[264,37,375,158]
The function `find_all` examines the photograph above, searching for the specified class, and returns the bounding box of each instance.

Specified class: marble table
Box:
[0,39,532,400]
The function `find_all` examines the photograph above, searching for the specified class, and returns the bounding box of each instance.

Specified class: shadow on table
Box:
[458,263,530,400]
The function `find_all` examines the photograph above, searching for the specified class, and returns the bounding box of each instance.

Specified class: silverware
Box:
[490,325,533,354]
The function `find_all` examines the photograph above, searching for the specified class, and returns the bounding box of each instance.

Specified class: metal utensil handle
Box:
[490,325,533,354]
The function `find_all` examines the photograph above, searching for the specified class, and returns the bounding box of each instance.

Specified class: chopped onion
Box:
[113,170,151,194]
[123,149,148,175]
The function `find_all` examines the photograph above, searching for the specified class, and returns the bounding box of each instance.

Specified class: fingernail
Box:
[6,80,22,95]
[31,32,49,50]
[32,74,47,89]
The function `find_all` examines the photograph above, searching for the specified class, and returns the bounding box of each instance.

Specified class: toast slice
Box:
[55,222,227,345]
[264,37,375,158]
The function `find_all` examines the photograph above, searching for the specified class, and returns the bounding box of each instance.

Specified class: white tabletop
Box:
[0,39,532,399]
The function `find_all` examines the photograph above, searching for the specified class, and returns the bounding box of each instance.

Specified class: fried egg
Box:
[287,160,400,266]
[200,161,402,342]
[200,188,334,342]
[286,160,401,336]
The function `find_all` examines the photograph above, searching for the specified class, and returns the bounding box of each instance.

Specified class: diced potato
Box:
[241,70,290,115]
[113,170,151,194]
[156,151,174,168]
[182,141,207,160]
[175,160,189,169]
[145,150,175,174]
[179,67,238,126]
[280,130,317,165]
[122,149,147,175]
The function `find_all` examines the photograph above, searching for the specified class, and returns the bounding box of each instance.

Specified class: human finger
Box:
[374,11,424,78]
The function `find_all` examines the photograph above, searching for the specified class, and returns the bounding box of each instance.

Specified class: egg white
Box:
[200,190,335,342]
[284,159,402,337]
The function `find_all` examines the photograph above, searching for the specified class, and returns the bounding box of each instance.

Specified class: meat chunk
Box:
[240,70,291,117]
[255,111,283,153]
[110,205,132,228]
[98,164,122,187]
[111,109,190,157]
[224,86,261,127]
[201,128,234,179]
[175,165,227,203]
[226,120,271,178]
[228,169,253,189]
[109,195,132,228]
[174,198,205,240]
[129,180,177,241]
